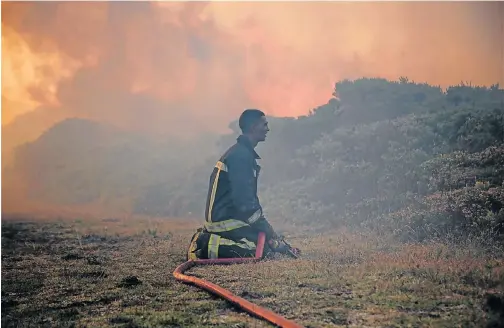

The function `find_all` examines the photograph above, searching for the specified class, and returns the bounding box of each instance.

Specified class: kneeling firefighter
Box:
[187,109,300,260]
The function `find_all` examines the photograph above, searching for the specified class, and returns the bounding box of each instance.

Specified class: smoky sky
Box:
[2,1,503,136]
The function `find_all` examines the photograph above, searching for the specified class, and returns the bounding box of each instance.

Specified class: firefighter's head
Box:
[239,109,270,144]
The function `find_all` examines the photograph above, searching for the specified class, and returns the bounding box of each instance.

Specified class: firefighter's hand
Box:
[288,247,301,258]
[267,239,290,254]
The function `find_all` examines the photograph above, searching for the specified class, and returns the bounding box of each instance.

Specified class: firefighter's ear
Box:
[248,121,259,133]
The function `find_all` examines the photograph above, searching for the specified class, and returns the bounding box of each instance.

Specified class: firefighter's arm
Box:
[226,151,278,241]
[251,216,279,242]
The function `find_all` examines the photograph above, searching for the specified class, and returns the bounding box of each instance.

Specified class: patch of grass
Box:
[2,217,503,327]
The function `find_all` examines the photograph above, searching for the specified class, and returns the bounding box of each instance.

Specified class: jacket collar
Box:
[237,135,261,159]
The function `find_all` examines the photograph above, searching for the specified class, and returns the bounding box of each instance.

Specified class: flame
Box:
[1,23,83,125]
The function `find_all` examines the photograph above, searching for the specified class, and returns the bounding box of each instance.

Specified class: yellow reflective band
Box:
[208,162,224,222]
[208,234,220,259]
[238,238,256,250]
[215,161,228,172]
[204,219,250,233]
[247,209,262,225]
[218,237,256,250]
[218,238,236,246]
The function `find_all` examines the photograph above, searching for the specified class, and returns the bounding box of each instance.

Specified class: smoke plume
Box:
[1,1,503,139]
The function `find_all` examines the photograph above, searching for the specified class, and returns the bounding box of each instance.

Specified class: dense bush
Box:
[371,186,504,243]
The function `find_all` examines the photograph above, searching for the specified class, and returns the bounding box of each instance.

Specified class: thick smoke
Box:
[1,1,503,138]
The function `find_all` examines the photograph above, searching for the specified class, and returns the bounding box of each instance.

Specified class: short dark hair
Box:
[238,109,265,133]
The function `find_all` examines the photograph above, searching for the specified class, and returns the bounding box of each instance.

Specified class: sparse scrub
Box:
[2,215,503,327]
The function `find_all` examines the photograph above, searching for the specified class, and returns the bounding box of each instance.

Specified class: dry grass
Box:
[2,216,503,328]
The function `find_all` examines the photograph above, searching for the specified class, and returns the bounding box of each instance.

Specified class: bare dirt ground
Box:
[2,215,503,328]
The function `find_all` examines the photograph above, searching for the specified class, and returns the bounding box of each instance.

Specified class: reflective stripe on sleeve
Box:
[204,219,250,232]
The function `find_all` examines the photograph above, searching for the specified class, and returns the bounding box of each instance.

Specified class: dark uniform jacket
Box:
[203,135,276,242]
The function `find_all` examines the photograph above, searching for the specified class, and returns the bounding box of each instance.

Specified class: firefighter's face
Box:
[251,116,270,142]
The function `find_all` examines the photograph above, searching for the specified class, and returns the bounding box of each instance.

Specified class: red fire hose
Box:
[173,232,304,328]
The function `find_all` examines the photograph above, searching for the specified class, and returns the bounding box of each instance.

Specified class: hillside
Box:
[4,117,221,215]
[1,107,69,168]
[5,78,504,243]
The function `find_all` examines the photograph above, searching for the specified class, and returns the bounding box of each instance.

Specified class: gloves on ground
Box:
[268,239,301,258]
[268,239,290,253]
